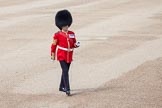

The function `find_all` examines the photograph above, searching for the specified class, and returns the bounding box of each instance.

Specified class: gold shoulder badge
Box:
[53,39,57,45]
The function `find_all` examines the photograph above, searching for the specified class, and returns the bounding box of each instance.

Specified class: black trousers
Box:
[59,60,71,91]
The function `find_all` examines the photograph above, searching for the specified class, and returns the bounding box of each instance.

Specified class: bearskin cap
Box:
[55,9,73,30]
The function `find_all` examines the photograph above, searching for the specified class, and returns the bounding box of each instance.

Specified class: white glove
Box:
[75,41,80,47]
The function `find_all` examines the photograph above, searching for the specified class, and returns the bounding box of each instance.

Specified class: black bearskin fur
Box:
[55,10,73,30]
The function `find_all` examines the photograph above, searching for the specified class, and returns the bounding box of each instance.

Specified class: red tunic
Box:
[51,31,76,63]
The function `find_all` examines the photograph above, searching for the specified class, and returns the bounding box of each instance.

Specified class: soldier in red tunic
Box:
[51,10,80,96]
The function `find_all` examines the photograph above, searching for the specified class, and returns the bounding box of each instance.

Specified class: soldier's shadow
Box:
[70,86,123,96]
[70,87,108,96]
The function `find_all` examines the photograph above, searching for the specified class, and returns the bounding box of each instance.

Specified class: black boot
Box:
[59,88,66,92]
[66,90,71,96]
